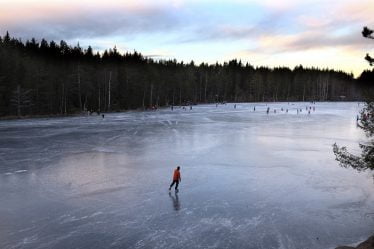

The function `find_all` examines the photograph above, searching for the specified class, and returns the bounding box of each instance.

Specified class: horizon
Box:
[0,31,368,79]
[1,0,373,77]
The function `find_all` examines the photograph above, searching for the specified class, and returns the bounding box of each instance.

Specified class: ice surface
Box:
[0,102,373,249]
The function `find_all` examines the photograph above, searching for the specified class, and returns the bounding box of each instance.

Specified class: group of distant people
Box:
[264,105,315,115]
[171,102,319,115]
[219,102,318,115]
[92,102,322,120]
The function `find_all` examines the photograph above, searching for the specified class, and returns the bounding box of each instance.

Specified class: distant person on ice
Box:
[169,166,181,191]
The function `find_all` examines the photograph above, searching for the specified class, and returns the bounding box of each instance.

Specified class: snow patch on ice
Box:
[200,217,233,228]
[15,170,27,173]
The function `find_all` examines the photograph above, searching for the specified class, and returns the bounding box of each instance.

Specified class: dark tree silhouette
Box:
[333,26,374,172]
[333,102,374,171]
[10,85,32,117]
[363,27,374,65]
[0,32,369,117]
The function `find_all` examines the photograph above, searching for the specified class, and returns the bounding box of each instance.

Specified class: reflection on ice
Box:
[169,192,181,211]
[0,102,373,249]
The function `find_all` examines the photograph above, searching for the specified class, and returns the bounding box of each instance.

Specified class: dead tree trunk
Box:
[199,74,202,102]
[172,89,175,105]
[108,71,112,111]
[77,65,82,111]
[204,72,208,102]
[150,84,153,107]
[61,83,64,114]
[302,84,305,102]
[179,87,182,106]
[142,87,146,110]
[11,85,31,117]
[98,84,101,112]
[15,85,21,117]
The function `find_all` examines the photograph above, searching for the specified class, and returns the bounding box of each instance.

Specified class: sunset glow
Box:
[1,0,373,76]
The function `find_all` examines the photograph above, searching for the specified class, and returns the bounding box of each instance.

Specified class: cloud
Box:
[174,5,297,44]
[0,0,373,75]
[0,0,185,41]
[175,25,256,43]
[336,0,374,23]
[254,30,370,55]
[233,0,374,55]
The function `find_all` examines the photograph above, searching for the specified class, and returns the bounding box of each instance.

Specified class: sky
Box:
[0,0,373,76]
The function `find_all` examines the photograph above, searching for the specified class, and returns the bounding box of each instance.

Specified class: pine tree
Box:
[363,27,374,65]
[333,27,374,171]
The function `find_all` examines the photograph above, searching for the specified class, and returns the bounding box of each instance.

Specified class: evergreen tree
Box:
[333,27,374,171]
[363,27,374,65]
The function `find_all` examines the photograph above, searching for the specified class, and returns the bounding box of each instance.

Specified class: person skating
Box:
[169,166,181,191]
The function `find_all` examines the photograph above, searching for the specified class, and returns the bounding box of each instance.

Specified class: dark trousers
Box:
[169,180,179,190]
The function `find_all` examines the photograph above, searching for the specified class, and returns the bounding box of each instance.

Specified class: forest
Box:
[0,32,372,117]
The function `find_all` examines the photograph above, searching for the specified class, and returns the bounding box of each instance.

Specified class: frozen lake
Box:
[0,102,373,249]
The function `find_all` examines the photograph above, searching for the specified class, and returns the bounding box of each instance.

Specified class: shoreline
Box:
[0,109,143,121]
[336,235,374,249]
[0,100,364,121]
[0,113,82,121]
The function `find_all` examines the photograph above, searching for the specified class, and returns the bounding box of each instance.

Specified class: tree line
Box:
[0,32,371,117]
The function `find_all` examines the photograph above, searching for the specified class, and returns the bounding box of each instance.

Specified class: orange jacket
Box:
[173,169,181,181]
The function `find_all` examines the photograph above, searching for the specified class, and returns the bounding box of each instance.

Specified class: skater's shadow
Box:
[169,192,181,211]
